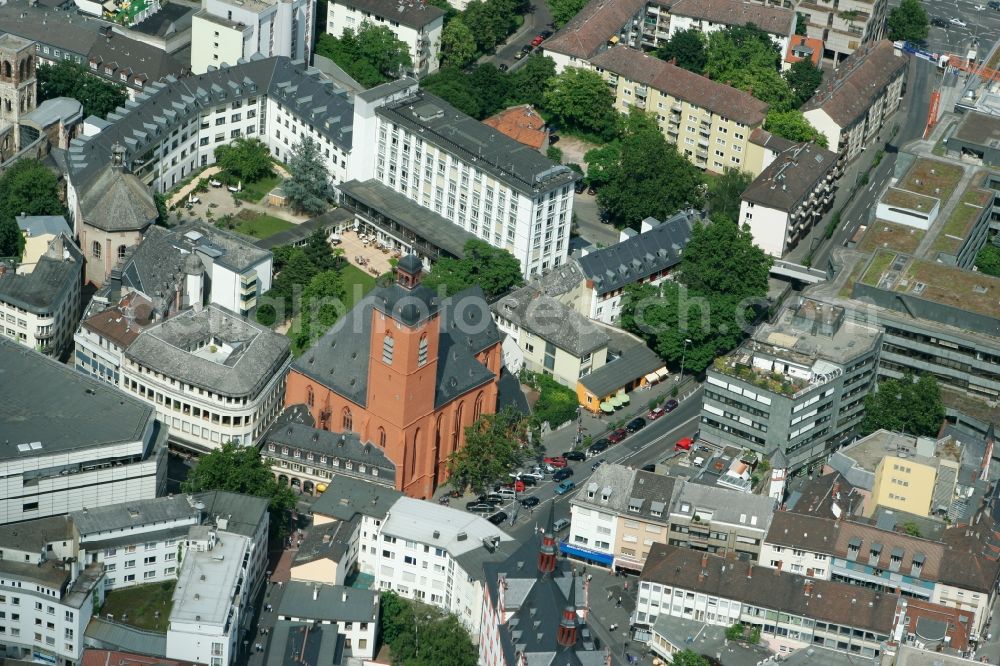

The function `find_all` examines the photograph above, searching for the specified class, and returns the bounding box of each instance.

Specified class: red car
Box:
[647,406,666,420]
[500,480,526,492]
[608,428,627,444]
[544,456,568,468]
[531,35,545,47]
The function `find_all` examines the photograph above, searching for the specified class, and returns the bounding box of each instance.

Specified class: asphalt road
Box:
[574,193,621,247]
[479,0,554,70]
[922,0,1000,57]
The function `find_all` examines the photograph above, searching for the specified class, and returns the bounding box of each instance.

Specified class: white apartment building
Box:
[372,497,516,637]
[276,583,379,659]
[67,57,354,196]
[0,232,82,357]
[193,0,314,74]
[566,464,631,567]
[120,305,291,452]
[346,79,578,277]
[0,338,167,526]
[326,0,444,77]
[74,293,153,386]
[0,517,104,666]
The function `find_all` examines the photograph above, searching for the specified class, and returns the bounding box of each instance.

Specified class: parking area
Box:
[920,0,1000,57]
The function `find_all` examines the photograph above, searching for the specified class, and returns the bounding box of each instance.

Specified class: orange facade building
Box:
[284,256,502,498]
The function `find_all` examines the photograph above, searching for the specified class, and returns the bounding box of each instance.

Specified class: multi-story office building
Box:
[637,544,899,659]
[739,142,839,257]
[346,80,577,277]
[0,337,167,525]
[802,40,907,163]
[665,481,776,562]
[701,298,882,470]
[0,518,104,666]
[0,230,82,357]
[666,0,795,57]
[67,57,354,196]
[760,511,1000,640]
[74,293,153,386]
[121,305,292,452]
[192,0,314,74]
[326,0,444,77]
[276,583,379,659]
[792,0,888,64]
[590,46,768,174]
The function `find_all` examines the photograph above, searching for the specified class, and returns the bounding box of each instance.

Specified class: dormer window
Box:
[912,552,924,577]
[268,443,275,452]
[293,449,301,459]
[628,497,642,513]
[602,487,614,502]
[587,482,597,499]
[282,446,289,455]
[650,501,665,518]
[847,537,861,561]
[889,547,903,573]
[868,543,882,566]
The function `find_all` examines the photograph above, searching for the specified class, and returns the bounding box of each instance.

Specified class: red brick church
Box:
[283,256,503,498]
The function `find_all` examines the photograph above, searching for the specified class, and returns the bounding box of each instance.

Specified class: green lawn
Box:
[236,173,283,203]
[225,211,295,239]
[340,263,377,310]
[100,581,175,632]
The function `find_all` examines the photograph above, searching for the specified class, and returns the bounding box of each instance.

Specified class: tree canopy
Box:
[550,0,588,28]
[181,442,297,537]
[447,407,528,493]
[315,24,412,88]
[655,28,708,74]
[463,0,526,54]
[421,239,524,298]
[38,61,128,119]
[379,592,478,666]
[861,373,945,437]
[418,55,556,121]
[620,216,772,374]
[0,159,65,258]
[543,68,619,141]
[508,55,557,109]
[707,168,754,223]
[975,243,1000,277]
[285,137,336,216]
[525,372,579,427]
[671,651,710,666]
[785,58,824,108]
[764,109,828,147]
[214,137,274,183]
[440,17,478,68]
[887,0,929,43]
[595,109,705,228]
[705,24,793,110]
[420,67,483,118]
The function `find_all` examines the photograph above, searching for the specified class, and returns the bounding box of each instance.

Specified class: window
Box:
[417,335,428,366]
[125,560,135,569]
[117,244,127,259]
[404,555,416,565]
[382,332,394,364]
[144,556,156,564]
[143,571,156,579]
[306,385,314,407]
[343,408,352,431]
[92,241,101,259]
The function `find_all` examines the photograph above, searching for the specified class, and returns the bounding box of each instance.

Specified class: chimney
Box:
[700,553,708,569]
[341,591,347,603]
[556,573,578,647]
[537,503,557,575]
[804,580,814,597]
[746,564,753,579]
[313,586,318,601]
[774,561,783,575]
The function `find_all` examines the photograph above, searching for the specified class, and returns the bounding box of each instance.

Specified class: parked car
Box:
[626,417,646,433]
[591,458,605,471]
[466,502,493,513]
[488,511,509,525]
[541,29,553,38]
[521,44,533,52]
[990,1,1000,9]
[647,406,666,420]
[549,134,560,145]
[587,184,597,195]
[498,63,509,71]
[554,480,576,495]
[587,439,610,456]
[930,16,948,26]
[563,450,586,461]
[950,17,968,26]
[520,475,537,487]
[521,470,545,481]
[608,428,628,444]
[531,35,545,47]
[553,518,571,532]
[520,496,541,508]
[544,456,568,468]
[553,467,574,482]
[641,463,656,472]
[538,463,556,474]
[575,180,586,194]
[499,479,526,492]
[514,50,527,60]
[663,399,679,412]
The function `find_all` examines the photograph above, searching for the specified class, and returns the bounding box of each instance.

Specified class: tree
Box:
[887,0,929,42]
[181,442,297,537]
[655,28,707,74]
[795,12,808,35]
[153,192,170,227]
[379,592,478,666]
[723,65,795,110]
[315,24,412,88]
[37,61,128,119]
[681,216,771,299]
[707,168,753,223]
[420,67,482,117]
[507,54,556,108]
[529,373,579,427]
[285,137,335,216]
[975,243,1000,277]
[583,141,621,187]
[214,137,273,183]
[705,25,792,109]
[470,64,510,118]
[295,268,347,353]
[785,57,824,108]
[421,239,523,298]
[765,109,828,147]
[427,0,459,22]
[596,109,704,228]
[672,651,710,666]
[902,521,922,537]
[550,0,588,28]
[543,68,619,141]
[861,373,945,437]
[546,146,562,163]
[0,159,64,258]
[463,0,519,53]
[440,17,478,68]
[447,407,527,493]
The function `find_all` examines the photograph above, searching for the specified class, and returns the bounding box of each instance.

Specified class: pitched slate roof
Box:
[0,237,81,313]
[576,209,698,295]
[294,281,501,409]
[802,40,907,128]
[78,165,158,233]
[590,46,769,127]
[543,0,647,61]
[669,0,795,35]
[263,422,397,486]
[741,142,838,212]
[493,285,609,356]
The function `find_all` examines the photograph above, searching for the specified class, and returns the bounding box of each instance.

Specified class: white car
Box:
[975,4,986,9]
[521,470,545,481]
[950,17,968,26]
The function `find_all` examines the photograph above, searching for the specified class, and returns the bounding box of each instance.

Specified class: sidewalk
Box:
[541,376,700,456]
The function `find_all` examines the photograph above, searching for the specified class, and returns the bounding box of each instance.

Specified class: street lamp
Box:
[678,339,692,382]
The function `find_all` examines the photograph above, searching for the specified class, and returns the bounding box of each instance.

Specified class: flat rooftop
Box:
[930,184,992,257]
[881,187,938,213]
[838,429,959,473]
[170,529,248,627]
[897,157,964,203]
[858,249,1000,319]
[857,220,925,255]
[951,110,1000,147]
[0,337,154,461]
[381,497,513,558]
[753,299,882,365]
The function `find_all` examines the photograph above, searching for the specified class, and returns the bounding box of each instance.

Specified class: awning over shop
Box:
[600,401,614,413]
[655,367,670,379]
[560,541,614,566]
[619,393,630,405]
[644,372,660,383]
[610,394,623,408]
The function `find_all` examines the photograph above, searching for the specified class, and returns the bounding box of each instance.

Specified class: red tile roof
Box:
[670,0,796,36]
[82,650,202,666]
[590,46,769,126]
[901,598,975,651]
[802,40,908,128]
[543,0,647,60]
[482,105,547,150]
[81,292,155,349]
[786,35,824,66]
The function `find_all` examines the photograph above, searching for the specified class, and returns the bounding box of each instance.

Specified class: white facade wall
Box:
[567,504,619,562]
[327,5,442,77]
[202,0,314,63]
[0,437,164,526]
[97,539,183,589]
[264,100,349,182]
[120,354,290,450]
[758,543,832,580]
[0,276,79,357]
[73,324,127,386]
[191,13,254,74]
[931,583,992,639]
[740,200,790,258]
[277,606,378,659]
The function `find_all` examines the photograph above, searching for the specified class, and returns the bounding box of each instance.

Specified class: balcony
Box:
[696,148,709,158]
[634,85,647,98]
